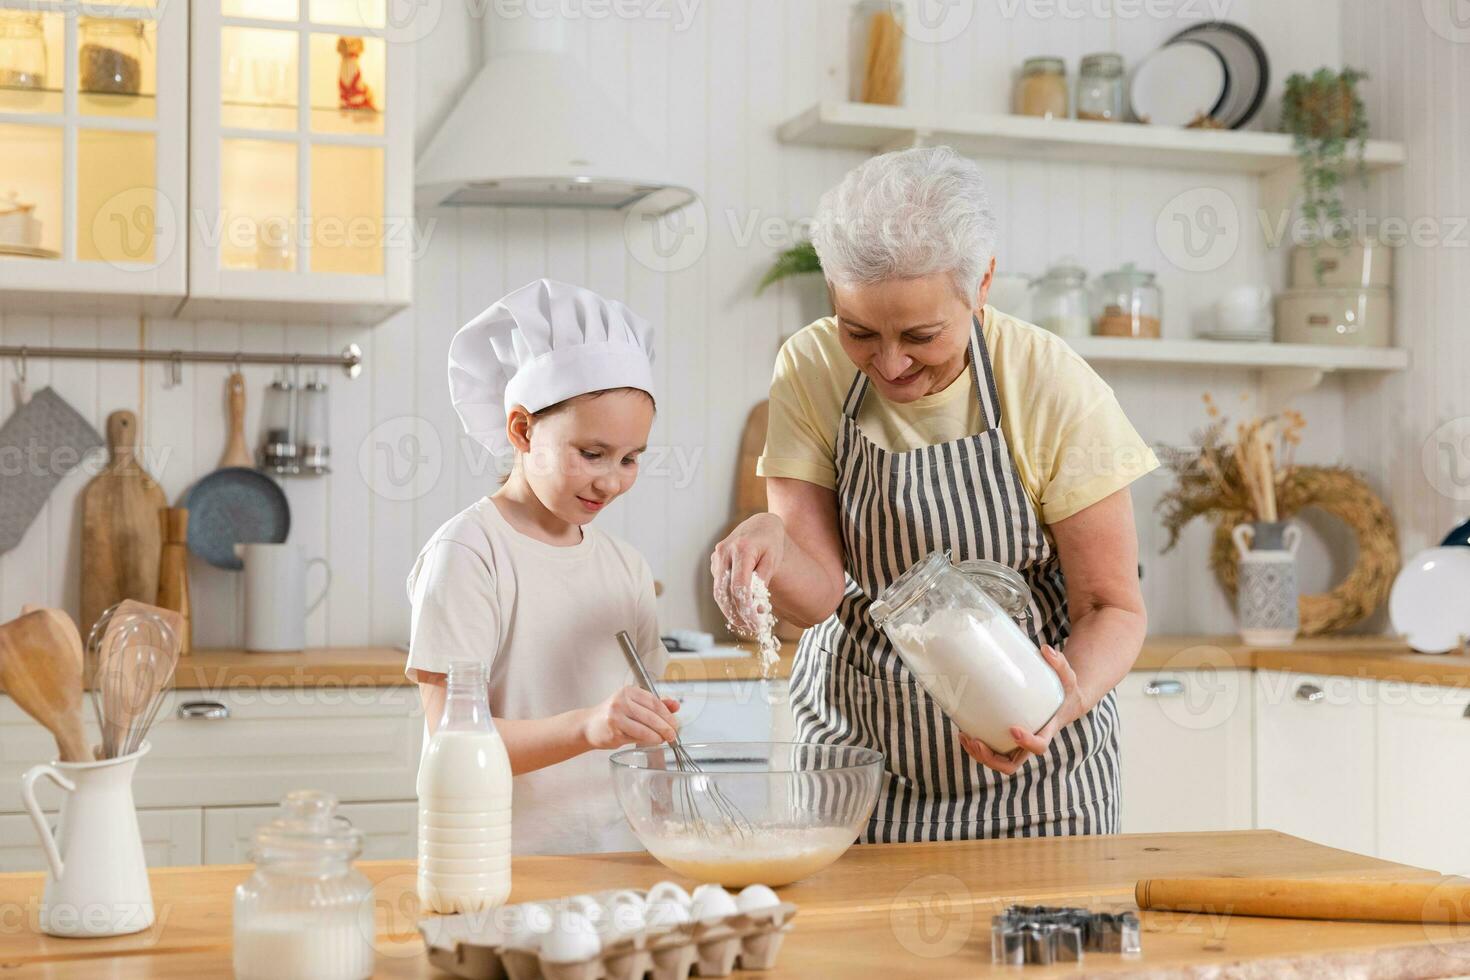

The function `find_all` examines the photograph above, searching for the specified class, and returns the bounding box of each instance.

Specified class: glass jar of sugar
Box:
[234,790,375,980]
[870,550,1064,754]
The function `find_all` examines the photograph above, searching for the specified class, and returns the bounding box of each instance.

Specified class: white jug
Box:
[22,742,154,937]
[238,542,331,652]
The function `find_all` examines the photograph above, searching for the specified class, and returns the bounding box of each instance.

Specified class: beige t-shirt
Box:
[758,307,1159,525]
[405,496,665,856]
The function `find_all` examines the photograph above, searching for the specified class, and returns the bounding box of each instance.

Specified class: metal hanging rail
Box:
[0,343,364,379]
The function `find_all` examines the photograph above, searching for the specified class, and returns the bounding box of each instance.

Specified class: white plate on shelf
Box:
[1131,40,1228,127]
[1389,547,1470,654]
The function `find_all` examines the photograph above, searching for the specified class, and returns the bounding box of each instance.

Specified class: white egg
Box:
[540,910,601,964]
[690,886,738,923]
[736,884,781,913]
[602,889,646,912]
[645,881,692,909]
[690,883,725,905]
[599,900,648,939]
[566,894,605,927]
[645,898,692,930]
[502,903,554,949]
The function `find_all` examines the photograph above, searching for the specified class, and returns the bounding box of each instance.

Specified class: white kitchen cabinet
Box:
[0,807,201,872]
[0,0,188,314]
[1376,682,1470,874]
[184,0,413,323]
[203,799,415,864]
[1254,671,1376,855]
[1116,669,1253,834]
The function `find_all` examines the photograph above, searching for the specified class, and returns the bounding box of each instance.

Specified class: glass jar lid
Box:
[1079,53,1124,77]
[1099,262,1155,287]
[870,550,1032,627]
[1033,261,1087,287]
[1021,56,1066,76]
[252,790,363,864]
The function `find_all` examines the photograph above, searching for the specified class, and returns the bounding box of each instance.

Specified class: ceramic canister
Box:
[1233,521,1301,647]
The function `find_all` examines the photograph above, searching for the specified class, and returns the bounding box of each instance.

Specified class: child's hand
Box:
[582,686,681,750]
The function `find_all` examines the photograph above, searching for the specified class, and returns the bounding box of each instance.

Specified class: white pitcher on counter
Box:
[237,542,331,652]
[22,742,154,937]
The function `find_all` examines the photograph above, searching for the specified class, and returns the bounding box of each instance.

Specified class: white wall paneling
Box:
[3,0,1446,645]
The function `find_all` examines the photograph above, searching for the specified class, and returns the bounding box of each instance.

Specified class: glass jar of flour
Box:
[869,551,1064,753]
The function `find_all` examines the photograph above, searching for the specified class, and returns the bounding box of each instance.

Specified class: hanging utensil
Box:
[0,608,91,761]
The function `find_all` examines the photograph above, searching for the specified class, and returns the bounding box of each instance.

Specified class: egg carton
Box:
[420,888,798,980]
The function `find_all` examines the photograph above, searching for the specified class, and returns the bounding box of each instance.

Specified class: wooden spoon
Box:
[0,609,90,762]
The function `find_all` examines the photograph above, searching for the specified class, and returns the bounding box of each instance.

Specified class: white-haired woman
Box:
[711,146,1158,843]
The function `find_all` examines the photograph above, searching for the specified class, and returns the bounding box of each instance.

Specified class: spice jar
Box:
[1029,262,1091,338]
[233,790,375,980]
[1014,57,1067,119]
[1076,53,1124,122]
[260,375,299,474]
[297,372,330,475]
[1094,263,1162,339]
[850,0,904,105]
[80,17,144,96]
[870,550,1062,754]
[0,12,47,91]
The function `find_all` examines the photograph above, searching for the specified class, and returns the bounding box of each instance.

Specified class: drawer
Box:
[0,807,202,872]
[1,686,424,813]
[203,800,416,864]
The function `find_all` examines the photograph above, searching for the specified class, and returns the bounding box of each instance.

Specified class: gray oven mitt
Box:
[0,387,104,554]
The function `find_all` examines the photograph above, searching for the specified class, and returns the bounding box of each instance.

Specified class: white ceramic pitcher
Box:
[238,542,331,652]
[22,742,154,937]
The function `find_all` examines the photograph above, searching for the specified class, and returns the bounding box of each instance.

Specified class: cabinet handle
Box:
[1294,684,1325,704]
[1143,679,1185,698]
[177,700,229,720]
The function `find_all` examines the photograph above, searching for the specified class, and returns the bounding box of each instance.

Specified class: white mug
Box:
[1214,285,1274,335]
[23,743,154,937]
[237,542,330,652]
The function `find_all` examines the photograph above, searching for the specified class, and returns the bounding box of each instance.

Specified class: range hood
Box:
[416,14,694,214]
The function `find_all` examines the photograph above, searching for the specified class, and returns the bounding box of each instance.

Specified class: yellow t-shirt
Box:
[757,307,1159,525]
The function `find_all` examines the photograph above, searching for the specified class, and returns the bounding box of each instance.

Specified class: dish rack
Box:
[420,889,798,980]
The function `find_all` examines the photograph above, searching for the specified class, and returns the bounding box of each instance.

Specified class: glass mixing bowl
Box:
[610,741,882,887]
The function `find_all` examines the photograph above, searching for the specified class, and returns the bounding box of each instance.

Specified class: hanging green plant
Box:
[756,240,822,294]
[1280,67,1370,282]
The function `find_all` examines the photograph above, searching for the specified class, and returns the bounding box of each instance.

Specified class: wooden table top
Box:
[5,830,1469,977]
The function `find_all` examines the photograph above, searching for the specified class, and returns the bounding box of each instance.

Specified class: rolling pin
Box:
[1136,876,1470,924]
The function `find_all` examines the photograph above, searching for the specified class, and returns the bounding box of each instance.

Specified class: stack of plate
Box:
[1130,22,1269,129]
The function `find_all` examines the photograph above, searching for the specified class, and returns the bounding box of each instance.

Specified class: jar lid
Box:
[252,790,363,863]
[1099,262,1155,285]
[1080,53,1124,76]
[870,551,1033,627]
[870,550,952,627]
[1022,57,1066,75]
[1034,262,1087,286]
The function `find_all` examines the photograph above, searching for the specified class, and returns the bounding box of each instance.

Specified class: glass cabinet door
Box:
[0,0,184,306]
[191,0,408,315]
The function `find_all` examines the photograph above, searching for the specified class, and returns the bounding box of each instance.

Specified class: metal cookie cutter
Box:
[990,905,1141,965]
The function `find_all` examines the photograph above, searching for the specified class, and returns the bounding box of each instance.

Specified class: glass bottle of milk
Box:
[417,660,513,913]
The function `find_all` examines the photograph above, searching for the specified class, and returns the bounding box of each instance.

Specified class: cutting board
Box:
[81,411,167,637]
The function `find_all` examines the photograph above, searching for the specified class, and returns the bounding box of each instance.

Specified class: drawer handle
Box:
[177,700,229,720]
[1144,679,1185,698]
[1294,684,1325,704]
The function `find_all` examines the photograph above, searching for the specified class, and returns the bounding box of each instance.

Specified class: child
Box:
[406,279,678,855]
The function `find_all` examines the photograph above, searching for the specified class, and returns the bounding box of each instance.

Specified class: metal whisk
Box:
[615,631,752,841]
[86,603,181,759]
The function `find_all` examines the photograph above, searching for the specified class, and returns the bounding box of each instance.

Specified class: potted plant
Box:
[1280,67,1370,282]
[757,240,831,338]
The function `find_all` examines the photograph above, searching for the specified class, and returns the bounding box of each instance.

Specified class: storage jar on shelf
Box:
[1093,264,1162,339]
[1015,56,1068,119]
[1076,53,1124,121]
[1030,262,1091,338]
[0,12,47,91]
[79,17,145,96]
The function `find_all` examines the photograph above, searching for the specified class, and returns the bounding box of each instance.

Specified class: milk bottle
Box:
[416,660,513,913]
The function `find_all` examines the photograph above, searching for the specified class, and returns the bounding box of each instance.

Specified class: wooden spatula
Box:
[219,373,253,468]
[0,609,90,762]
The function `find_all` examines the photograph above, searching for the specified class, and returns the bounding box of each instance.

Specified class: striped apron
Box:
[790,314,1121,843]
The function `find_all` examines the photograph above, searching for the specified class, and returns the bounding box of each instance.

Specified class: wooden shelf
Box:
[1066,336,1409,372]
[778,101,1407,176]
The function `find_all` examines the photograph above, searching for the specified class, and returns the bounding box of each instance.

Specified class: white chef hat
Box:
[448,279,657,457]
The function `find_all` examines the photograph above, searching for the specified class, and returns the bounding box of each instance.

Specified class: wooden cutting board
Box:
[80,410,167,637]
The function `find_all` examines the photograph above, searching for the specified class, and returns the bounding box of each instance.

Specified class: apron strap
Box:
[969,311,1003,432]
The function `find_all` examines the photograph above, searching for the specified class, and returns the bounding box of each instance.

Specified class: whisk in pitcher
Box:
[86,602,181,759]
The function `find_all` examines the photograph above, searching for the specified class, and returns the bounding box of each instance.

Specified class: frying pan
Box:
[183,467,290,570]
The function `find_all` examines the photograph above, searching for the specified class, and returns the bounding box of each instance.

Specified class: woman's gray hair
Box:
[811,146,998,302]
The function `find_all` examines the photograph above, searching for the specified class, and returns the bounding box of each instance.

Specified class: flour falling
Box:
[717,570,781,676]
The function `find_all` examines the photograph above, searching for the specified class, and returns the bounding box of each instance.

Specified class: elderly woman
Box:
[711,147,1158,843]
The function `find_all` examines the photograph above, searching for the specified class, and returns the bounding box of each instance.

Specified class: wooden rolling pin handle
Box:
[1137,876,1470,925]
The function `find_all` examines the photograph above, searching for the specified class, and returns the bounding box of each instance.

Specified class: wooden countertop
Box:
[5,831,1469,977]
[147,634,1470,692]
